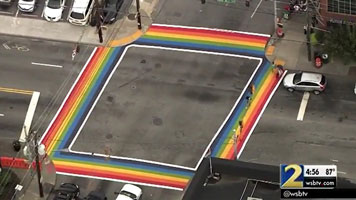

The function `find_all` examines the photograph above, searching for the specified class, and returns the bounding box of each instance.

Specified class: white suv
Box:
[283,72,327,95]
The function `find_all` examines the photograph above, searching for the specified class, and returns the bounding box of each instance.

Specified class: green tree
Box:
[322,24,356,64]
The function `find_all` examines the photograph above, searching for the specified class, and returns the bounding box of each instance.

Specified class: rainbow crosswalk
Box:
[40,24,284,190]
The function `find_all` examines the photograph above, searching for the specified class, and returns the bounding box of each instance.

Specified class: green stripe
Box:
[142,35,264,52]
[216,65,273,157]
[54,158,191,179]
[52,49,114,153]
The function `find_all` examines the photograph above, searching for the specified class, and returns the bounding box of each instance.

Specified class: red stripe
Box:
[56,165,186,189]
[42,48,103,146]
[148,28,267,44]
[225,76,279,159]
[149,25,269,42]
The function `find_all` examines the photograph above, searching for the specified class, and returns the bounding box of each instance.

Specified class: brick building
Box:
[319,0,356,25]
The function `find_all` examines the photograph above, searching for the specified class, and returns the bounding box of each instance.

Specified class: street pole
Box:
[135,0,142,30]
[94,0,103,43]
[33,131,44,197]
[306,3,312,61]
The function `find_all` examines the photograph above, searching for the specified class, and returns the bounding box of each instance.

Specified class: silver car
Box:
[283,72,326,95]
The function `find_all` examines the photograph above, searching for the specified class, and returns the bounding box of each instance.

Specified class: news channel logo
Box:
[280,164,304,188]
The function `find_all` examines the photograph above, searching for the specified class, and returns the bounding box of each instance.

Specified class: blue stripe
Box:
[57,48,120,150]
[135,38,265,57]
[211,61,272,156]
[54,152,194,176]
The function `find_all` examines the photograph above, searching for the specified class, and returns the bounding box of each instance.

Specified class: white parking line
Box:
[0,113,4,117]
[19,91,40,142]
[21,14,38,17]
[31,62,63,68]
[251,0,263,18]
[0,11,13,15]
[297,92,310,121]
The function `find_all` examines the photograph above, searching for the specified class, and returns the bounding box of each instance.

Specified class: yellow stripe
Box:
[219,73,274,158]
[0,87,33,95]
[109,30,143,47]
[145,32,266,48]
[54,160,189,183]
[48,48,111,153]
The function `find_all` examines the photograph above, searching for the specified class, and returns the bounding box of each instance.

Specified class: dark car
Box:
[102,0,123,24]
[54,183,80,200]
[0,0,13,7]
[84,191,107,200]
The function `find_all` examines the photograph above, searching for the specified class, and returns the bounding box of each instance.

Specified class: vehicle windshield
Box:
[70,12,84,19]
[320,75,326,85]
[48,0,61,9]
[120,191,137,199]
[293,73,302,84]
[22,0,34,2]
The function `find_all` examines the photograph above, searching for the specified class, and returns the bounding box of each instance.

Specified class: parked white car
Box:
[18,0,36,12]
[116,184,142,200]
[43,0,65,22]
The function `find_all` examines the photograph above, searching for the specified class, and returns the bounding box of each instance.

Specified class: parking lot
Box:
[0,0,71,20]
[70,46,260,169]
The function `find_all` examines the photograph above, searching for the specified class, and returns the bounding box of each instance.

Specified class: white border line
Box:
[237,70,287,158]
[40,47,98,143]
[19,91,40,142]
[56,171,184,191]
[251,0,263,19]
[152,23,271,38]
[194,59,263,170]
[31,62,63,68]
[69,150,196,171]
[67,44,262,171]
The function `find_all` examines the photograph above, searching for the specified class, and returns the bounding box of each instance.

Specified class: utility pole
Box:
[135,0,142,30]
[33,131,44,197]
[94,0,103,43]
[306,0,312,61]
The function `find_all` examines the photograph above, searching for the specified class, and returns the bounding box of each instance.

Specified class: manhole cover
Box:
[152,117,163,126]
[140,59,146,64]
[155,63,162,69]
[107,95,114,103]
[128,13,136,20]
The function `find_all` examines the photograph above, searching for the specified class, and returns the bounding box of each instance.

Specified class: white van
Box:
[68,0,94,25]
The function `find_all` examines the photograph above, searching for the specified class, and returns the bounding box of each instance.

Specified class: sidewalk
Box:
[265,12,356,77]
[0,0,159,47]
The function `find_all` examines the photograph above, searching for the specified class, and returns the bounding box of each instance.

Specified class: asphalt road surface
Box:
[240,72,356,182]
[0,35,93,156]
[154,0,276,35]
[71,47,259,169]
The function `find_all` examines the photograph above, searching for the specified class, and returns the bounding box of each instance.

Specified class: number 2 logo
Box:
[281,164,303,188]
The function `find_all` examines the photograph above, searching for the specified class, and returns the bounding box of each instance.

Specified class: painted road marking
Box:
[338,171,347,175]
[237,70,287,158]
[0,11,13,15]
[67,44,263,171]
[251,0,263,18]
[2,42,11,50]
[19,91,40,142]
[31,62,63,68]
[0,87,33,95]
[297,92,310,121]
[0,114,4,117]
